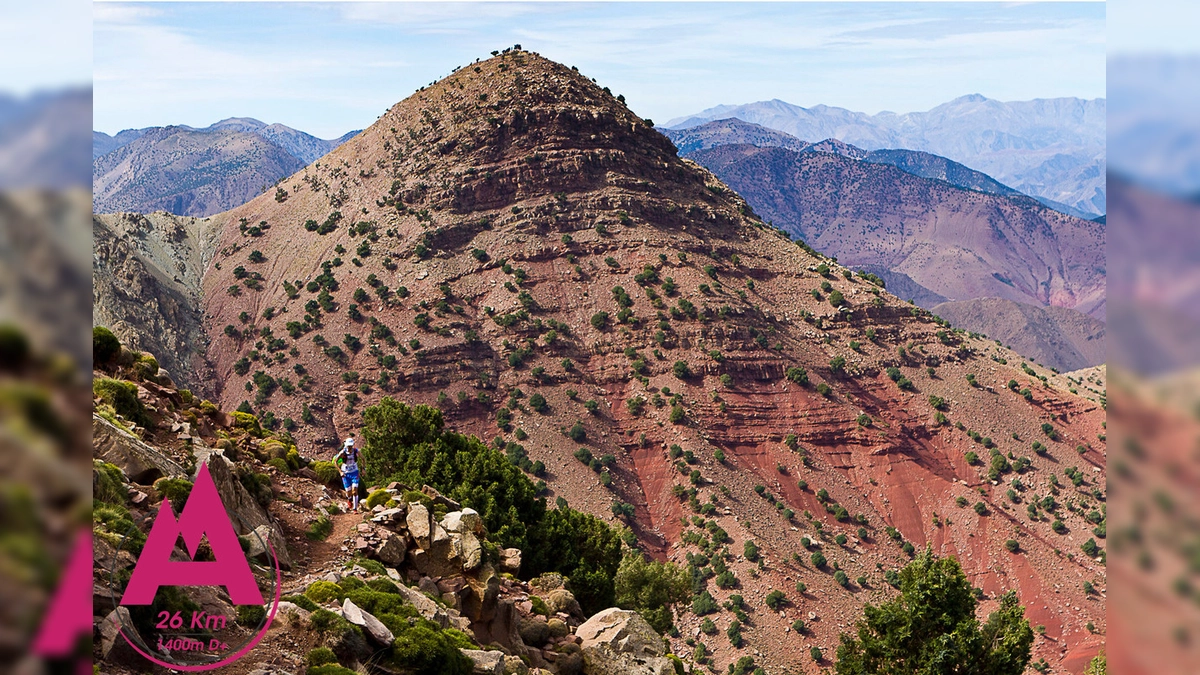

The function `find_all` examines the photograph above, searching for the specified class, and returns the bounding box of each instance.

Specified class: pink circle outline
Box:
[118,538,282,671]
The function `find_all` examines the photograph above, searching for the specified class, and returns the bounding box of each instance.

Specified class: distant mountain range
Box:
[663,118,1025,202]
[93,118,358,216]
[1107,175,1200,375]
[0,88,91,190]
[932,297,1106,373]
[1109,55,1200,199]
[667,94,1105,217]
[674,135,1105,370]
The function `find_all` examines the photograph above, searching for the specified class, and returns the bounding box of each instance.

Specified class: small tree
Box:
[614,552,690,633]
[672,360,690,379]
[529,392,548,413]
[765,590,787,611]
[744,540,760,562]
[833,549,1033,675]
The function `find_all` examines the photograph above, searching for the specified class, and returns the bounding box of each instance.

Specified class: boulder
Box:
[372,506,407,527]
[393,581,473,634]
[546,589,583,618]
[240,524,275,563]
[443,508,485,534]
[457,531,484,572]
[376,533,407,567]
[461,569,501,624]
[432,522,451,545]
[577,608,673,675]
[407,502,432,548]
[270,601,311,623]
[341,598,395,646]
[93,415,188,484]
[472,598,527,658]
[498,548,523,574]
[97,607,140,666]
[418,577,441,597]
[462,649,505,675]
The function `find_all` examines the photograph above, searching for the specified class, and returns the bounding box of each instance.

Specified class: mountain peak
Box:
[209,116,268,131]
[953,93,989,104]
[218,48,737,240]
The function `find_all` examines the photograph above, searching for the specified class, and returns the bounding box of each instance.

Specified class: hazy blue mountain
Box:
[93,126,307,217]
[662,119,1027,202]
[667,94,1105,216]
[0,87,91,189]
[1109,55,1200,198]
[93,117,361,216]
[94,117,360,165]
[93,128,147,159]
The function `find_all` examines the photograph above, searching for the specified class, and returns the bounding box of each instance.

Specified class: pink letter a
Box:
[122,462,264,605]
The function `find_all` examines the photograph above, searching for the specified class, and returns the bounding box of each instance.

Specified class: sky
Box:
[94,1,1106,139]
[0,0,91,93]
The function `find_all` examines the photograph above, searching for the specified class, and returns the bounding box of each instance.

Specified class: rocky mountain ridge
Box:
[687,144,1105,321]
[662,118,1025,202]
[667,95,1106,217]
[93,119,359,217]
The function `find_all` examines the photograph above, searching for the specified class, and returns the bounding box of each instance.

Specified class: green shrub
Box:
[306,516,334,541]
[672,361,690,379]
[305,580,343,604]
[94,461,127,505]
[359,399,621,615]
[614,552,691,633]
[237,604,266,626]
[765,590,787,610]
[93,326,122,364]
[153,477,193,510]
[726,620,742,647]
[283,594,320,612]
[691,591,718,616]
[306,647,338,667]
[312,460,339,484]
[93,378,148,426]
[366,489,393,509]
[669,405,685,424]
[529,392,548,413]
[389,622,473,675]
[786,367,809,385]
[1004,539,1020,553]
[743,540,759,562]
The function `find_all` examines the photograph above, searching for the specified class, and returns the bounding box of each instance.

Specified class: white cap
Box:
[344,437,355,447]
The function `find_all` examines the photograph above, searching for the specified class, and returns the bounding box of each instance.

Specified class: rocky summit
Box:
[93,49,1105,674]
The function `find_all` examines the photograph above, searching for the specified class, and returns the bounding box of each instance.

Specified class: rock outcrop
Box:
[576,608,674,675]
[93,415,188,484]
[203,454,293,570]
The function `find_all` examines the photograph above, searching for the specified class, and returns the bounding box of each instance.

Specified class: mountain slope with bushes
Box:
[93,49,1105,674]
